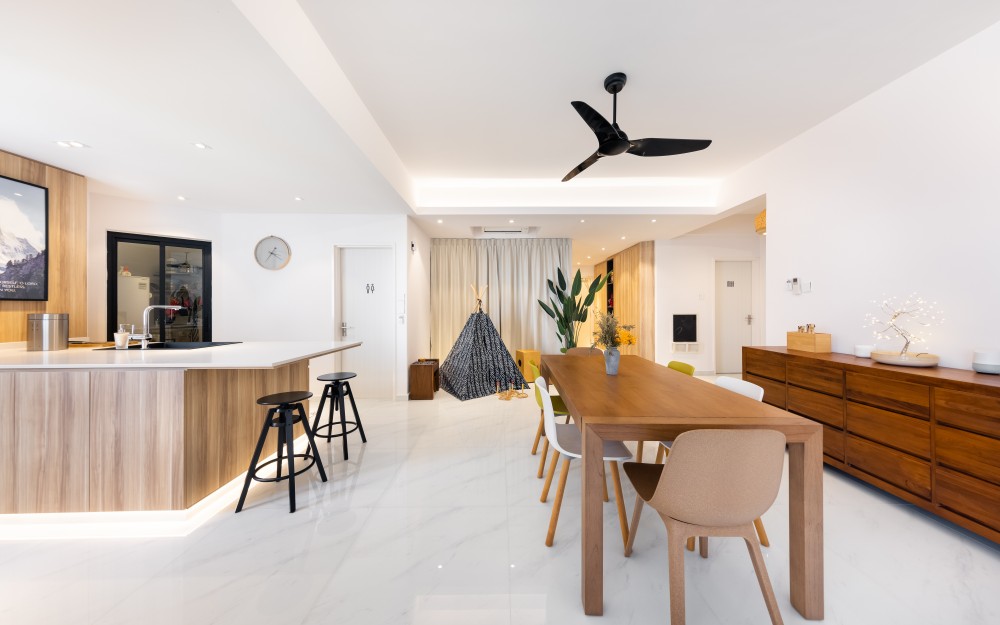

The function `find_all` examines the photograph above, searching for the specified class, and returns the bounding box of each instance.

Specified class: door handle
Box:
[746,314,753,325]
[341,322,355,338]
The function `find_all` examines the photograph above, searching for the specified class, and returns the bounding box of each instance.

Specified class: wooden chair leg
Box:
[624,494,644,557]
[609,461,629,550]
[540,449,560,502]
[666,520,687,625]
[636,440,644,463]
[686,536,695,551]
[545,457,572,547]
[536,438,549,478]
[699,536,709,559]
[744,528,784,625]
[602,467,610,502]
[531,413,544,455]
[753,517,770,547]
[655,444,668,464]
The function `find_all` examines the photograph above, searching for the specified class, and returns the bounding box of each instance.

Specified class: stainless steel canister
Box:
[26,313,69,351]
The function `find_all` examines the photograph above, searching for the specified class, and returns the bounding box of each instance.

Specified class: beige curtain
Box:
[431,238,571,361]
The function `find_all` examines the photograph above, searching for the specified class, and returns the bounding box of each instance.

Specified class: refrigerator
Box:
[116,275,152,332]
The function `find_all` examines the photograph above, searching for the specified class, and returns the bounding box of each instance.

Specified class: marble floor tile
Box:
[1,388,998,625]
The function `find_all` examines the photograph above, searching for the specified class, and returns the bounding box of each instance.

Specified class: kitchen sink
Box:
[99,341,241,350]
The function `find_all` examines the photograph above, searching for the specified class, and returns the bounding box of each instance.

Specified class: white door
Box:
[337,247,395,398]
[715,261,753,374]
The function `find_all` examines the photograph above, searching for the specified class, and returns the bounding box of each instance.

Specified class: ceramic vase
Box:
[604,346,620,375]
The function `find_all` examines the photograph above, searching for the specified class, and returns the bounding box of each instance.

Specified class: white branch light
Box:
[864,293,944,356]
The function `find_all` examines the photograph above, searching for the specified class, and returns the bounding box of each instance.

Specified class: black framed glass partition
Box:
[107,232,213,342]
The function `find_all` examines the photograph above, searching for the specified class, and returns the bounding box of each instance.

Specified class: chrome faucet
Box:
[130,305,185,349]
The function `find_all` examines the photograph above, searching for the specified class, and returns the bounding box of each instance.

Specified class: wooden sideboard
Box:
[744,346,1000,544]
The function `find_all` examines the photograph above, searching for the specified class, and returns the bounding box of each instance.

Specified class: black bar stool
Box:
[311,372,367,460]
[236,391,327,513]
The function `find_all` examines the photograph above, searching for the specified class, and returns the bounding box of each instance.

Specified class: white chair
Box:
[536,377,632,548]
[648,376,771,555]
[624,429,787,625]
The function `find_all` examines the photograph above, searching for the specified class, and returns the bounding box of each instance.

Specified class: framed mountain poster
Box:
[0,174,48,301]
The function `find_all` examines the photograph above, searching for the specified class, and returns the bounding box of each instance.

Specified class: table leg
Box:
[788,431,825,619]
[582,423,604,615]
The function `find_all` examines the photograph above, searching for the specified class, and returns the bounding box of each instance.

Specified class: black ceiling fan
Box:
[562,72,711,182]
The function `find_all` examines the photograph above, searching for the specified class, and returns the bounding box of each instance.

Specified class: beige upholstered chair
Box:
[536,378,632,548]
[565,346,604,356]
[653,376,772,553]
[624,429,786,625]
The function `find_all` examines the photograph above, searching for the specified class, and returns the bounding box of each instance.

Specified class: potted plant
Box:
[593,311,636,375]
[538,268,608,352]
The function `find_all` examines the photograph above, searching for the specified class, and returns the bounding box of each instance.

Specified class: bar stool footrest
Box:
[313,421,361,439]
[251,454,319,482]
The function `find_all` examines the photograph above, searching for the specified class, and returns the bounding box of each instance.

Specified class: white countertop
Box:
[0,341,362,370]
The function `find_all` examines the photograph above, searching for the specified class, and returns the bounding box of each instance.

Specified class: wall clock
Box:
[254,235,291,270]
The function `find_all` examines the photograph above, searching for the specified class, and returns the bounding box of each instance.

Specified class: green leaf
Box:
[571,270,582,298]
[557,268,567,291]
[583,292,595,307]
[538,299,555,319]
[547,279,557,297]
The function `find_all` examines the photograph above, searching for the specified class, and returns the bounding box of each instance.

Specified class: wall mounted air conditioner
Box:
[471,226,539,238]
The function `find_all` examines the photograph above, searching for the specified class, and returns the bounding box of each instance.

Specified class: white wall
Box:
[718,20,1000,369]
[214,212,410,398]
[654,232,763,373]
[87,194,221,341]
[407,217,432,363]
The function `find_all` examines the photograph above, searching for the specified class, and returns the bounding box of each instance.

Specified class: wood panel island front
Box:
[0,341,360,514]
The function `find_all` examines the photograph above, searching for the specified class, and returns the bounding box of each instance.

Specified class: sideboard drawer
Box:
[846,372,930,418]
[936,426,1000,486]
[936,467,1000,532]
[744,349,785,381]
[746,373,786,409]
[787,360,844,397]
[846,435,931,499]
[823,425,844,462]
[935,388,1000,439]
[788,385,844,429]
[846,401,930,460]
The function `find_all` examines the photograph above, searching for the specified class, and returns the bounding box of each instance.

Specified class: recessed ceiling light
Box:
[651,218,657,223]
[586,255,591,259]
[177,195,186,201]
[580,219,585,223]
[437,219,443,224]
[192,142,212,150]
[508,219,515,224]
[294,196,302,201]
[577,262,581,265]
[14,192,23,197]
[55,140,89,148]
[601,247,605,251]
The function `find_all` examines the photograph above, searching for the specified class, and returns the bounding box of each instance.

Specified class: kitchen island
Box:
[0,341,360,514]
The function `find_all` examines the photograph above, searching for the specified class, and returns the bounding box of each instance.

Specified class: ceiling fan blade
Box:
[627,138,712,157]
[571,101,618,143]
[562,151,603,182]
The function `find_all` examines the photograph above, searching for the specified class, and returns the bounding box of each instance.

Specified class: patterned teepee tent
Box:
[440,301,527,401]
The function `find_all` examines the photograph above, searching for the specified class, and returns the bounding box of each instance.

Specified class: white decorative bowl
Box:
[973,350,1000,365]
[973,362,1000,374]
[870,351,940,367]
[854,345,874,358]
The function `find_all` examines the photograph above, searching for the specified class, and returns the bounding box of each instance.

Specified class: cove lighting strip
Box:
[0,439,308,541]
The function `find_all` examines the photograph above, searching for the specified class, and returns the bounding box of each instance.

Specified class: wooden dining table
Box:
[541,354,824,619]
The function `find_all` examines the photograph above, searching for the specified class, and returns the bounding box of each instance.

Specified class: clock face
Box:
[254,236,291,270]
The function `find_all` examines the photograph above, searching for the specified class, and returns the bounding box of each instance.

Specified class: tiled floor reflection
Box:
[1,388,998,624]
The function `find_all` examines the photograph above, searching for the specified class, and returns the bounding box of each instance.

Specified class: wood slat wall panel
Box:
[606,242,654,359]
[0,372,14,512]
[0,150,88,341]
[14,371,90,512]
[89,371,185,511]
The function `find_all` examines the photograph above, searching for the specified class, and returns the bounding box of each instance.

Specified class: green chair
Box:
[667,360,696,376]
[529,361,569,479]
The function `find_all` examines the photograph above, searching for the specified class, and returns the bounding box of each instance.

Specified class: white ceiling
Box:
[2,1,999,261]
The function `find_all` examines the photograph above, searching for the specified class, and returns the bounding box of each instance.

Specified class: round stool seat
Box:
[317,372,357,382]
[257,390,313,406]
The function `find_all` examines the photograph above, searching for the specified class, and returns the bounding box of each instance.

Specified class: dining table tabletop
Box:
[541,353,825,619]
